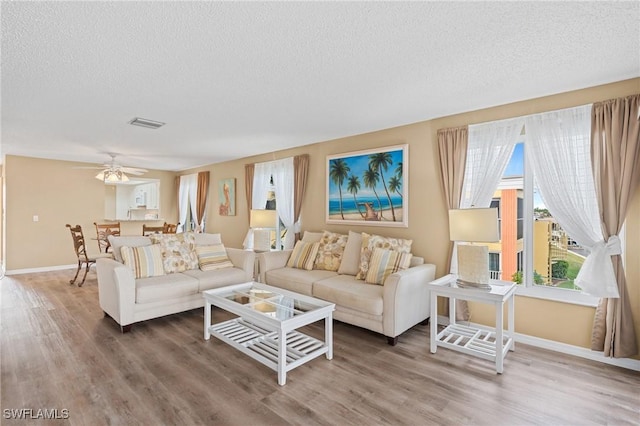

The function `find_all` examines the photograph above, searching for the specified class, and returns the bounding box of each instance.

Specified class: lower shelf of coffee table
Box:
[208,318,328,372]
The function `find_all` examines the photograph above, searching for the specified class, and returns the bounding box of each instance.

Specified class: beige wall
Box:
[4,78,639,357]
[4,155,178,270]
[195,78,639,355]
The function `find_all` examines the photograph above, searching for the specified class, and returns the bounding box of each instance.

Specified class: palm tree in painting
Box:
[368,152,396,221]
[347,175,365,218]
[363,166,385,220]
[330,159,350,220]
[388,175,403,199]
[395,161,403,178]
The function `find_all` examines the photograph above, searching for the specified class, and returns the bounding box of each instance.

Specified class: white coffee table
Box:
[203,282,335,385]
[428,274,516,373]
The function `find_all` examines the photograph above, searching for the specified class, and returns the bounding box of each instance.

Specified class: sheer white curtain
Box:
[252,162,272,211]
[272,157,295,249]
[178,174,197,232]
[243,162,273,249]
[189,179,199,231]
[525,104,619,298]
[451,117,523,273]
[462,117,524,208]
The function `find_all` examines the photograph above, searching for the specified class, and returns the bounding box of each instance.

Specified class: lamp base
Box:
[253,229,272,252]
[457,244,490,288]
[455,278,491,290]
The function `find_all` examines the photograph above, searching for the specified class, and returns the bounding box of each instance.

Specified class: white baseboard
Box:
[435,314,640,372]
[5,264,78,276]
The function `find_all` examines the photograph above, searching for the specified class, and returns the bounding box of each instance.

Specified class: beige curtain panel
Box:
[293,154,309,243]
[244,163,255,225]
[590,94,640,358]
[437,126,469,321]
[196,171,210,232]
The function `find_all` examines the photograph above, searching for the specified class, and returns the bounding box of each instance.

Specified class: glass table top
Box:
[220,286,321,320]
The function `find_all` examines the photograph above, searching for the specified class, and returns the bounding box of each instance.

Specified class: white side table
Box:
[428,274,516,373]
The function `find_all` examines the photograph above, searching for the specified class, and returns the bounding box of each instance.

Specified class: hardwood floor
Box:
[1,270,639,425]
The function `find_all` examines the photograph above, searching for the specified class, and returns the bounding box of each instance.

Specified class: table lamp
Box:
[448,207,499,289]
[250,209,278,252]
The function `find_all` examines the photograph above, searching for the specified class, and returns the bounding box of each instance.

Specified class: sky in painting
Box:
[327,148,403,199]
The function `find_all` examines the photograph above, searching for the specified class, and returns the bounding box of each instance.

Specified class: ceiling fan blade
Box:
[121,167,148,174]
[72,166,106,170]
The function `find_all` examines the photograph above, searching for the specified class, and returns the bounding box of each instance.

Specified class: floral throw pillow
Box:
[150,232,199,273]
[313,231,348,271]
[355,233,413,280]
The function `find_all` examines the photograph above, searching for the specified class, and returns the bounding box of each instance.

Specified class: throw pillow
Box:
[287,241,320,271]
[337,231,363,275]
[150,232,199,273]
[365,247,413,285]
[109,236,152,263]
[355,233,413,280]
[120,244,165,279]
[313,231,348,271]
[196,244,234,271]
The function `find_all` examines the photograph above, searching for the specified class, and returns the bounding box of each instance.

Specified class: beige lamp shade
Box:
[250,209,277,229]
[448,208,499,242]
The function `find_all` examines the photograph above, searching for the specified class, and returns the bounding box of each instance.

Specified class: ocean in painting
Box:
[328,195,402,216]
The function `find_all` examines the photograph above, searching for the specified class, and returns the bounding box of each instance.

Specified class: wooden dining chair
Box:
[163,223,177,234]
[66,224,111,286]
[142,223,166,236]
[94,222,121,253]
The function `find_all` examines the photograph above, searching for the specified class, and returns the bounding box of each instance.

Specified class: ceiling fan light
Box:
[98,169,129,183]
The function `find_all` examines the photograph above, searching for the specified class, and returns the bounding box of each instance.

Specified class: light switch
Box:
[33,215,39,222]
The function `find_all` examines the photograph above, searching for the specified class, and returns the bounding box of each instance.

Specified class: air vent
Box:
[129,117,165,129]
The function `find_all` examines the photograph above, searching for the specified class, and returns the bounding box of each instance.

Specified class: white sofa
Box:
[258,231,436,345]
[97,233,255,332]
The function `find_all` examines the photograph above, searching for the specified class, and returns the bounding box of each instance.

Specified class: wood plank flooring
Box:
[1,270,639,425]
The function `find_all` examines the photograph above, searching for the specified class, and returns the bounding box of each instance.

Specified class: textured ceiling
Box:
[2,1,639,171]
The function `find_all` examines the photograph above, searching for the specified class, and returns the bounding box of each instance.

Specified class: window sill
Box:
[515,285,599,307]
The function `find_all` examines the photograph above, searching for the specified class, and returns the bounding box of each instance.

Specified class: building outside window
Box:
[491,142,585,291]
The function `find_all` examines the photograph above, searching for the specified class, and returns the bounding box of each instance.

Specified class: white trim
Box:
[515,332,640,371]
[5,264,78,276]
[516,285,599,307]
[434,315,640,372]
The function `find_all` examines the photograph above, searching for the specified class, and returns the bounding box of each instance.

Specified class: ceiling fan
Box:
[76,153,148,182]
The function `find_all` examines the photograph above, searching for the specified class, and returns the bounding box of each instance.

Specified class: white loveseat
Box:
[258,231,436,345]
[97,233,255,332]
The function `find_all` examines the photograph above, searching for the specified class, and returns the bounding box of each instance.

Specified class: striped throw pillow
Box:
[196,244,234,271]
[287,241,320,271]
[365,247,413,285]
[120,244,165,279]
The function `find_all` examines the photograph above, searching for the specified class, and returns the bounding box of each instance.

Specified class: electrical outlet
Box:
[33,215,39,222]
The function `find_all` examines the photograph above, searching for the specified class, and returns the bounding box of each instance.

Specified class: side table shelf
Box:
[428,274,517,373]
[436,323,513,362]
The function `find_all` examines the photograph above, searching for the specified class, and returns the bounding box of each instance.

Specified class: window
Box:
[495,142,587,293]
[489,253,501,279]
[252,158,295,251]
[467,107,606,305]
[263,176,286,251]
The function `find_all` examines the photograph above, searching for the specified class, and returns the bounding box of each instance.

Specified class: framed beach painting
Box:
[218,178,235,216]
[326,144,408,227]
